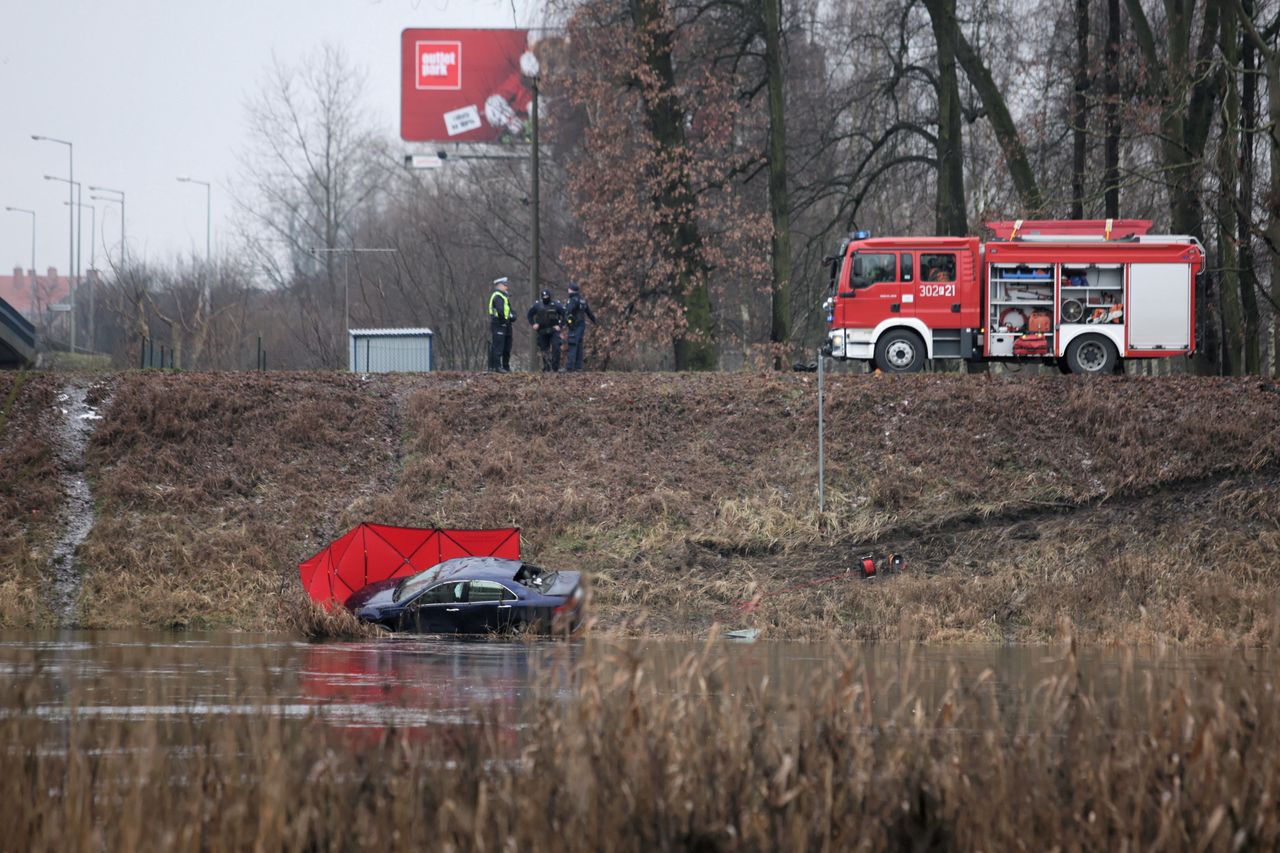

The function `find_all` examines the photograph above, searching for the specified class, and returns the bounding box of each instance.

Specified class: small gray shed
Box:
[348,328,434,373]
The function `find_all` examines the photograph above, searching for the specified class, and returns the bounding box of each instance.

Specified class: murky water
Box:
[0,631,1271,750]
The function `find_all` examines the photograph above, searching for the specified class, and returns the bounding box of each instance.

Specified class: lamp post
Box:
[44,175,81,352]
[88,186,125,269]
[4,207,35,316]
[176,176,211,261]
[32,135,75,351]
[307,247,398,366]
[65,198,96,351]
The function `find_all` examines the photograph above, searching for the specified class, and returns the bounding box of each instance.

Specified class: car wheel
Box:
[1065,335,1118,375]
[874,329,925,373]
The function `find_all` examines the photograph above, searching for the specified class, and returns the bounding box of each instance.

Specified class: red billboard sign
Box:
[401,28,534,143]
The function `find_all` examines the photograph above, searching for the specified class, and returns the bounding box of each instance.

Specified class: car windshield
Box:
[523,569,559,593]
[393,570,438,603]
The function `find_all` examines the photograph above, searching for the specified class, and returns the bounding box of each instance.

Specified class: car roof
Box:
[416,556,522,585]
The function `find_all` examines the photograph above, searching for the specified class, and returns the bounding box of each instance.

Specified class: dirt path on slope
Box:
[48,380,108,625]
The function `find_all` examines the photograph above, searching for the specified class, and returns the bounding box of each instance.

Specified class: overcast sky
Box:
[0,0,534,275]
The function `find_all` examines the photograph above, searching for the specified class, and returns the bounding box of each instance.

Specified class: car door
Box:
[835,251,901,329]
[401,580,469,633]
[465,581,518,633]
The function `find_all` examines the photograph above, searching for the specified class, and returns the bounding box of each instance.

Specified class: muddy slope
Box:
[2,371,1278,641]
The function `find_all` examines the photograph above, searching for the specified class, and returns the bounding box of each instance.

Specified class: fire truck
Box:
[823,219,1204,374]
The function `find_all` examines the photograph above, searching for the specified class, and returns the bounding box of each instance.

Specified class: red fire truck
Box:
[823,219,1204,374]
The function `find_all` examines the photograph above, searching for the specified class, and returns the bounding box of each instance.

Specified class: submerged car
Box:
[344,557,584,635]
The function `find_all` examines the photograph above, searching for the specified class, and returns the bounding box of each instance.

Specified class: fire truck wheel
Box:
[1065,335,1118,375]
[874,329,925,373]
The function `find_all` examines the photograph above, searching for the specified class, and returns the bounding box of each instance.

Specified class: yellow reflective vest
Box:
[488,289,513,323]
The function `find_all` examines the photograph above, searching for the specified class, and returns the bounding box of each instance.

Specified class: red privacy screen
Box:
[401,28,534,143]
[299,524,521,608]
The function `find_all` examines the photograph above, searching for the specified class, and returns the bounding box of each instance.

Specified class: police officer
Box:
[487,277,514,372]
[563,281,597,372]
[527,288,566,372]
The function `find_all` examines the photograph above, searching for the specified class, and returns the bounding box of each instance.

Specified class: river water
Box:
[0,631,1272,750]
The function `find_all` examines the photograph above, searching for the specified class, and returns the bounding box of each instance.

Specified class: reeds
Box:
[2,636,1277,851]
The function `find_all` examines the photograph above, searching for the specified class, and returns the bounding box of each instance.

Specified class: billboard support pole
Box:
[529,76,541,371]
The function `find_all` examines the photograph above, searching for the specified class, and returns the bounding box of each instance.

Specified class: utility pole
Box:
[308,247,398,367]
[530,75,541,371]
[33,135,74,352]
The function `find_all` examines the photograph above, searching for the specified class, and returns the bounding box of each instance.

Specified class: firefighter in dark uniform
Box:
[527,288,566,372]
[563,281,597,372]
[487,277,514,372]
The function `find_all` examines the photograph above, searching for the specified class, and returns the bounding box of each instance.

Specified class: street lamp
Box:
[65,198,97,351]
[33,134,75,351]
[4,207,36,317]
[44,174,82,352]
[176,176,211,261]
[88,186,125,268]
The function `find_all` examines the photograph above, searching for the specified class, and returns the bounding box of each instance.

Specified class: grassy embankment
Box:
[3,636,1278,850]
[2,371,1278,641]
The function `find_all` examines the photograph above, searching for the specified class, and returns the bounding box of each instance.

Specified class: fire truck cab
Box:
[823,220,1204,374]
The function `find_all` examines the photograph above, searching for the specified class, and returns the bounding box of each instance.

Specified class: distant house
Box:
[348,328,434,373]
[0,266,72,319]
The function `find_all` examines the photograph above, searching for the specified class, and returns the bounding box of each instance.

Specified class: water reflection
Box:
[0,630,1271,751]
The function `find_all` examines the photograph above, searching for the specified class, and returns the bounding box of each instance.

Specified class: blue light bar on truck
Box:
[853,230,871,239]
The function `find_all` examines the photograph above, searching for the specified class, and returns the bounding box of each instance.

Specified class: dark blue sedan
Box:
[344,557,584,635]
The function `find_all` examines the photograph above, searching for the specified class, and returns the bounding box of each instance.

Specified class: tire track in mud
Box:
[832,465,1280,572]
[49,380,108,626]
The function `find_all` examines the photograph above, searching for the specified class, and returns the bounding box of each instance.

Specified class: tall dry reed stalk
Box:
[2,635,1277,851]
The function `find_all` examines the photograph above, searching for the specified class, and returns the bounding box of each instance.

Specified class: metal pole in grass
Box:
[818,348,825,513]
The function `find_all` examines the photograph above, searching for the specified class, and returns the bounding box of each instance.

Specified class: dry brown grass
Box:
[6,371,1280,641]
[2,635,1278,850]
[283,592,386,640]
[75,372,401,629]
[0,373,64,628]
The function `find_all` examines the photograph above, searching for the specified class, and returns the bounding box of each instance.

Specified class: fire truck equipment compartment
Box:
[1129,264,1191,348]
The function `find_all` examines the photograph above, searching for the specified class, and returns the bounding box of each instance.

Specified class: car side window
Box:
[900,253,914,282]
[470,580,516,603]
[417,581,467,605]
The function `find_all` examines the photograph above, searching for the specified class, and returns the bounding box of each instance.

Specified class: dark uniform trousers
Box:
[565,326,586,372]
[489,321,512,371]
[537,329,562,371]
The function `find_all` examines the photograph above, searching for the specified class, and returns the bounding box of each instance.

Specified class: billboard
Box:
[401,28,537,143]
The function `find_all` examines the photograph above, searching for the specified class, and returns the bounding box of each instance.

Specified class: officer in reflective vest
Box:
[487,277,514,372]
[563,281,598,372]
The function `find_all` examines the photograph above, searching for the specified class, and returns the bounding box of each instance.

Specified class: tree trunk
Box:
[927,0,969,236]
[1219,6,1244,375]
[1071,0,1090,219]
[762,0,792,367]
[1239,0,1262,373]
[630,0,716,369]
[1103,0,1121,217]
[924,0,1044,213]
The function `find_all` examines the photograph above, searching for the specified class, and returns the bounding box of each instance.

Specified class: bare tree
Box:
[235,43,390,367]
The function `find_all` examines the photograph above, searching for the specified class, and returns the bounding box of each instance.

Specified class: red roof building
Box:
[0,267,72,318]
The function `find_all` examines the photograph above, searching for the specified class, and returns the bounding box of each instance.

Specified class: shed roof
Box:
[348,328,434,337]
